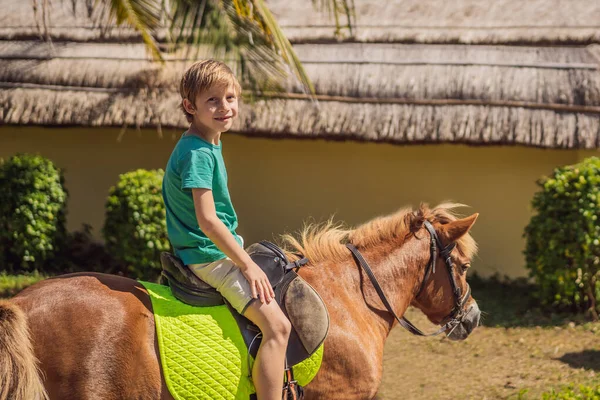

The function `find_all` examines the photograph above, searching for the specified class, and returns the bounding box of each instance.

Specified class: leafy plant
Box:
[0,154,68,272]
[103,169,169,281]
[524,157,600,320]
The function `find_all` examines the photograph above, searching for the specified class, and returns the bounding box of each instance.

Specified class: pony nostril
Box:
[457,304,479,334]
[466,305,481,332]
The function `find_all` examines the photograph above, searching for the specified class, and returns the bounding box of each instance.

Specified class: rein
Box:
[346,220,471,337]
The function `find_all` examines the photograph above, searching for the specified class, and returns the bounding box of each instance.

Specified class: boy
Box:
[162,60,291,400]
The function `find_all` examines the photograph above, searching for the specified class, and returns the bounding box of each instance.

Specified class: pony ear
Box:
[439,213,479,243]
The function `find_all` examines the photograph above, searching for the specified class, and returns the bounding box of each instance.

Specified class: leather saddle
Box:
[159,241,329,368]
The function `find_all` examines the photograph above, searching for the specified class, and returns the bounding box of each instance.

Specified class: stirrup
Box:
[248,366,304,400]
[282,368,304,400]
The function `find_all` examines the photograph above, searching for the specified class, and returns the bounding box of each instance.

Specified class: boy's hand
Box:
[240,262,275,304]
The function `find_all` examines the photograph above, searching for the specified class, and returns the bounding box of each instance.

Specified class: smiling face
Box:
[183,83,239,138]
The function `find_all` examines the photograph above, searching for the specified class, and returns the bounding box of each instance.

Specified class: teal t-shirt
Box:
[162,133,242,265]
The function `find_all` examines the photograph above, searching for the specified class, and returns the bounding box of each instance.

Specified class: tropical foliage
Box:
[35,0,355,94]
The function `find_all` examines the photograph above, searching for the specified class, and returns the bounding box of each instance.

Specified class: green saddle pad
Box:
[140,281,323,400]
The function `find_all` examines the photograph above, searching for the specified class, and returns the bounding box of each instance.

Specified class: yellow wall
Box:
[2,126,596,277]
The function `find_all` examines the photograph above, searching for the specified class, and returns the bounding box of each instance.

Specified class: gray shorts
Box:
[188,258,255,314]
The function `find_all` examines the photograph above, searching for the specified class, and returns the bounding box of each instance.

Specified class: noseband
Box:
[346,220,472,337]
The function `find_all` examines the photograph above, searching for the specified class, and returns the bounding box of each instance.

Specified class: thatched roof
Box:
[273,0,600,45]
[2,0,600,148]
[3,0,600,45]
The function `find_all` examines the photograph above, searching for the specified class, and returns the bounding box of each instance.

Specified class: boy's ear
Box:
[182,98,196,115]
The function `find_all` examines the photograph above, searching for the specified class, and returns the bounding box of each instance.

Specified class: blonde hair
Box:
[179,60,242,122]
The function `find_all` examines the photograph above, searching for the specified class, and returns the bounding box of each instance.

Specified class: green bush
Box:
[103,169,169,281]
[542,384,600,399]
[524,157,600,318]
[0,154,68,272]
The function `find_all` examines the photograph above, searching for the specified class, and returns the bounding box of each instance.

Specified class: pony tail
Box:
[0,301,48,400]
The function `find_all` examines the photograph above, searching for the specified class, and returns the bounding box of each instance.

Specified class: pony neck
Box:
[301,239,425,338]
[356,242,425,333]
[297,243,425,398]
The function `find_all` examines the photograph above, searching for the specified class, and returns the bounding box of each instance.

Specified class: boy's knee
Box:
[280,317,292,337]
[265,316,291,343]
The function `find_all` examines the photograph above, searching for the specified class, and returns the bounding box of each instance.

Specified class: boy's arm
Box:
[192,188,274,304]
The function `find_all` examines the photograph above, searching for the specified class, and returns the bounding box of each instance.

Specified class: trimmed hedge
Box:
[103,169,169,280]
[524,157,600,319]
[0,154,68,272]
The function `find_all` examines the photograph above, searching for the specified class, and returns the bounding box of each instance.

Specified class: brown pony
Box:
[0,203,480,400]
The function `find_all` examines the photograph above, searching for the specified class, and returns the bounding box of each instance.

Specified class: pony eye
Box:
[461,264,470,273]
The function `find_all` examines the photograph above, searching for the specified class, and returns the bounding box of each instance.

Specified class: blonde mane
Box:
[281,203,478,265]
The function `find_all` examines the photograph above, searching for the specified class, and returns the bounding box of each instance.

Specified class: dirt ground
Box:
[378,306,600,399]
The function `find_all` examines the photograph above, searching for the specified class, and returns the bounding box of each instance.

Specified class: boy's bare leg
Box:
[243,300,291,400]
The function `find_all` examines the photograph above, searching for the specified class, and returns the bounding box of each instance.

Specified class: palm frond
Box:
[311,0,356,37]
[163,0,354,94]
[108,0,163,60]
[38,0,355,94]
[219,0,314,94]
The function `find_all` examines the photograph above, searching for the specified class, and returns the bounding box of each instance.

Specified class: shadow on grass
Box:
[557,350,600,372]
[469,273,591,328]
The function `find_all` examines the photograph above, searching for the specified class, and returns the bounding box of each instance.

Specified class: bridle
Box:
[346,220,472,337]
